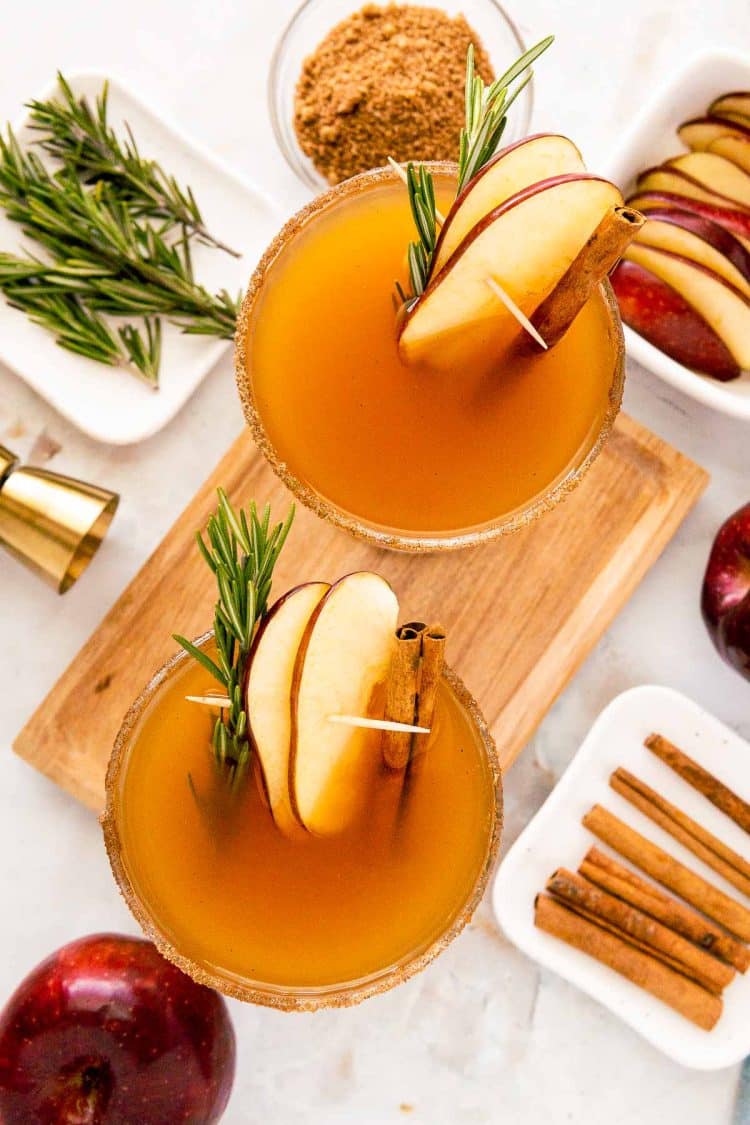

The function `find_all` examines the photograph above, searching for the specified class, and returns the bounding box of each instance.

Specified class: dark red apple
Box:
[610,258,740,381]
[0,934,235,1125]
[627,190,750,246]
[702,504,750,680]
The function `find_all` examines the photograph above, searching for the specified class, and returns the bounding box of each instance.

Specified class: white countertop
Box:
[1,1,749,1122]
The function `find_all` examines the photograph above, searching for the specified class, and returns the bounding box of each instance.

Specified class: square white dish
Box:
[603,48,750,420]
[493,684,750,1070]
[0,73,281,445]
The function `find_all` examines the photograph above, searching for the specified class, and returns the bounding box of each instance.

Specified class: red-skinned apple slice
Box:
[611,258,740,381]
[398,174,623,364]
[432,133,585,273]
[624,242,750,368]
[678,116,750,151]
[709,93,750,123]
[627,190,750,250]
[636,165,750,212]
[246,581,330,835]
[666,152,750,209]
[635,209,750,296]
[709,135,750,174]
[290,571,398,836]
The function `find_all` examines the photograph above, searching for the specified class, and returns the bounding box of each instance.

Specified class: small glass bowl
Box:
[268,0,532,191]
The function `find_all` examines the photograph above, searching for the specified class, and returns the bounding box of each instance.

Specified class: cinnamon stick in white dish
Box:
[611,767,750,899]
[580,847,750,973]
[582,804,750,941]
[645,733,750,835]
[534,893,722,1031]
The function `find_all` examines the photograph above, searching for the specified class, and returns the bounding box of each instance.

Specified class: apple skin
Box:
[0,934,235,1125]
[610,258,740,381]
[638,206,750,285]
[627,191,750,245]
[702,504,750,680]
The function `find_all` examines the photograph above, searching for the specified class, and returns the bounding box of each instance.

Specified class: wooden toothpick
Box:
[388,157,548,349]
[185,695,430,735]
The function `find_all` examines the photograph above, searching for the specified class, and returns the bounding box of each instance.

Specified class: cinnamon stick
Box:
[580,847,750,973]
[645,733,750,835]
[534,893,722,1031]
[415,624,445,733]
[528,206,644,349]
[381,623,425,770]
[611,767,750,898]
[583,804,750,941]
[546,868,733,994]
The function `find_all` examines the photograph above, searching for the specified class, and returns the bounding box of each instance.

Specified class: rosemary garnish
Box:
[398,35,554,306]
[0,78,240,384]
[174,491,295,792]
[27,75,238,257]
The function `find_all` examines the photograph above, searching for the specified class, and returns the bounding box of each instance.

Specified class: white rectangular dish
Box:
[604,49,750,420]
[0,73,280,445]
[493,685,750,1070]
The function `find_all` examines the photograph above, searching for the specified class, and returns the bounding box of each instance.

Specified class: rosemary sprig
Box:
[174,491,295,792]
[397,36,553,305]
[28,74,238,257]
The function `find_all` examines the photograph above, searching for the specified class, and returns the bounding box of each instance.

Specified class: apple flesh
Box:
[709,134,750,174]
[702,503,750,679]
[0,933,235,1125]
[290,571,398,836]
[611,258,740,381]
[624,242,750,368]
[666,152,750,209]
[635,209,750,296]
[709,93,750,124]
[636,165,749,212]
[678,115,750,151]
[246,581,329,835]
[432,133,585,273]
[398,173,623,365]
[627,190,750,251]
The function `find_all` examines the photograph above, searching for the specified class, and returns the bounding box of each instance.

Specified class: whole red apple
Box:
[702,503,750,680]
[0,933,235,1124]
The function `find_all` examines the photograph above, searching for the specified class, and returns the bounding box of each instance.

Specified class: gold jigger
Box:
[0,444,119,593]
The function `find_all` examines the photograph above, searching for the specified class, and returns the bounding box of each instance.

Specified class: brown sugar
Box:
[293,4,494,184]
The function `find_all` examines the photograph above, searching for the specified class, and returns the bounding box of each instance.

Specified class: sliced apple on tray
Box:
[635,208,750,297]
[708,92,750,124]
[678,116,750,152]
[708,135,750,175]
[611,258,740,382]
[398,173,623,365]
[432,133,585,273]
[246,581,330,835]
[628,191,750,251]
[666,152,750,209]
[635,164,748,213]
[290,572,398,836]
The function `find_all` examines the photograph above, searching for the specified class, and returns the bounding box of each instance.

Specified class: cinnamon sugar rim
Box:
[234,163,626,553]
[102,632,503,1011]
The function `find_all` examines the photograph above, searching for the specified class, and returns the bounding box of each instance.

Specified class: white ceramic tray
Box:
[604,48,750,420]
[493,685,750,1070]
[0,73,280,445]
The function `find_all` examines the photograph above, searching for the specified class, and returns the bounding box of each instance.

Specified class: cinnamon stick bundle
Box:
[580,847,750,973]
[534,893,722,1030]
[645,733,750,835]
[527,206,644,350]
[546,868,733,994]
[583,804,750,941]
[611,767,750,898]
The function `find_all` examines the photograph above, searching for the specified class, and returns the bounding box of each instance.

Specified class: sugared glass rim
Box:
[268,0,533,191]
[235,163,626,553]
[102,631,503,1011]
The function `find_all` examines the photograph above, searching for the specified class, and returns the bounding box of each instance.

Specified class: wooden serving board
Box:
[14,415,708,811]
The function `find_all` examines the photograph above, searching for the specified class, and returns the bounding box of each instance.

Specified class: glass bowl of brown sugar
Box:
[269,0,533,191]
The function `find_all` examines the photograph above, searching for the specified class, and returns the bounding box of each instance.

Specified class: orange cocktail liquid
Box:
[245,175,618,535]
[116,656,497,989]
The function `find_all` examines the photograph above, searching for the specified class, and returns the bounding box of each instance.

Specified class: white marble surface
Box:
[0,1,749,1122]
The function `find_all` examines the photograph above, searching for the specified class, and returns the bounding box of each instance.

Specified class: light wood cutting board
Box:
[14,414,708,811]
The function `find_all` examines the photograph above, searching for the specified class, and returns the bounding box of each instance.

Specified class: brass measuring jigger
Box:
[0,444,119,593]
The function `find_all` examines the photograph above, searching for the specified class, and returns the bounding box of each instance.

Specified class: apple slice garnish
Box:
[666,152,750,209]
[290,571,398,836]
[431,134,585,274]
[628,191,750,251]
[398,173,623,366]
[611,257,740,381]
[678,116,750,151]
[624,241,750,369]
[636,165,750,213]
[709,93,750,125]
[636,209,750,296]
[246,581,330,834]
